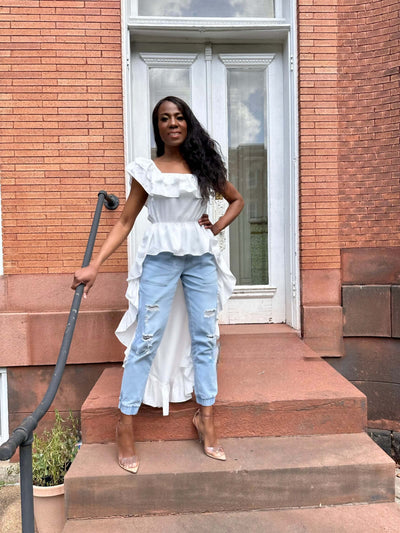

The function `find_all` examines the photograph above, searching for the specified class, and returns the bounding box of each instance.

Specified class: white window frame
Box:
[0,369,9,445]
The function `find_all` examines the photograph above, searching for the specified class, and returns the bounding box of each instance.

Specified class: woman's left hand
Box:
[198,214,220,235]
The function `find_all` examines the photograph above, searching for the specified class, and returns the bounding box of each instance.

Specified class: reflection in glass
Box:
[148,68,191,151]
[228,69,268,285]
[138,0,275,18]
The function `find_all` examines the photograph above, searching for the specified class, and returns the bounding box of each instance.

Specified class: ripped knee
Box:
[144,303,159,328]
[145,304,159,312]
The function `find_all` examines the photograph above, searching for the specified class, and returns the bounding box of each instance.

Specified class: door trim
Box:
[139,52,198,67]
[121,5,300,328]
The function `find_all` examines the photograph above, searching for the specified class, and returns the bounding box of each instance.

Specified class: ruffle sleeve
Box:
[150,172,202,198]
[126,157,154,194]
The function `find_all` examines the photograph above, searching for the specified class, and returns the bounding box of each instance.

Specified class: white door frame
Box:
[120,1,300,328]
[210,46,286,324]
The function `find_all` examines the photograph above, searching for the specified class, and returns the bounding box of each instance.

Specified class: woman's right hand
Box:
[71,264,98,296]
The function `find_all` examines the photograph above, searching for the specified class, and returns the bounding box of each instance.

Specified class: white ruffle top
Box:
[115,157,236,415]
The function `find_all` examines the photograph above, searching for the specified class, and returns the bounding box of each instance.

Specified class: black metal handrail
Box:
[0,190,119,533]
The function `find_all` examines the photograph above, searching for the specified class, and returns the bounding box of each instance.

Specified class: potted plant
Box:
[32,410,80,533]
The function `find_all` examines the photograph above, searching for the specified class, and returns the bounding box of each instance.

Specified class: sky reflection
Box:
[138,0,274,18]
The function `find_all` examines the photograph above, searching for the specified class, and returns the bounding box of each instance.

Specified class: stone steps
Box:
[81,326,366,443]
[64,325,396,531]
[64,433,394,520]
[63,503,400,533]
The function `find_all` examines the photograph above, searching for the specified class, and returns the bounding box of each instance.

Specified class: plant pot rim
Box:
[33,483,64,497]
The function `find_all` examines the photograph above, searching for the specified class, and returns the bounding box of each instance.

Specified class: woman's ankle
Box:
[199,405,214,418]
[198,408,218,446]
[118,413,134,425]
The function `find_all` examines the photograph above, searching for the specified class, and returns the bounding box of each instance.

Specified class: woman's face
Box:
[157,100,188,148]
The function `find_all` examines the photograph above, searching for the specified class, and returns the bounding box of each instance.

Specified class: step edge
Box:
[62,502,400,533]
[66,434,396,482]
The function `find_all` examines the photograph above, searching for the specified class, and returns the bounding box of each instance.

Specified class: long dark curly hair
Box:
[152,96,227,200]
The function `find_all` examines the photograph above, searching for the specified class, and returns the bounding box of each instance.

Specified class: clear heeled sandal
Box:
[192,408,226,461]
[116,421,140,474]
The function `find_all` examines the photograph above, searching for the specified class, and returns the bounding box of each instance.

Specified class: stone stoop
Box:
[63,325,396,530]
[80,325,367,443]
[63,434,395,522]
[63,504,400,533]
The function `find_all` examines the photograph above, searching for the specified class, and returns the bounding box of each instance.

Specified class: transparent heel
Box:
[116,421,140,474]
[192,408,226,461]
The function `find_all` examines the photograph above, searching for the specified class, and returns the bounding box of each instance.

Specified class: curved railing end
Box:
[0,416,37,461]
[98,190,119,211]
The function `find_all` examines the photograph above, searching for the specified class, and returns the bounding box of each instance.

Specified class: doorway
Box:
[127,42,291,324]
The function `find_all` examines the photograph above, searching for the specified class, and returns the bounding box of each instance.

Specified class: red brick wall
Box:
[0,0,126,274]
[338,0,400,249]
[298,0,341,271]
[298,0,400,272]
[3,1,398,276]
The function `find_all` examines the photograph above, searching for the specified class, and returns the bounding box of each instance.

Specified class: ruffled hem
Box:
[147,223,213,256]
[126,157,202,199]
[142,364,195,415]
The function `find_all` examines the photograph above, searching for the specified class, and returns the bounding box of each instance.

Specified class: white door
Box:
[127,43,286,324]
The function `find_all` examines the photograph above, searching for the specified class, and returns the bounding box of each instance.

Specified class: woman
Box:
[72,96,244,473]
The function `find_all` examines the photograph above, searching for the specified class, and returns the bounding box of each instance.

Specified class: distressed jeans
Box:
[119,252,218,415]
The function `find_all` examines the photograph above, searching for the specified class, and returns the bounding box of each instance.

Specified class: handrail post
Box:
[20,434,34,533]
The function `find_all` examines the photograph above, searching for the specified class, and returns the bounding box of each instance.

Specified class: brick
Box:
[298,0,400,265]
[2,0,400,279]
[0,0,124,275]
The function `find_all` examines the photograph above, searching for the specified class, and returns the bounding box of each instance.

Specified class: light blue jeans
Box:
[119,252,218,415]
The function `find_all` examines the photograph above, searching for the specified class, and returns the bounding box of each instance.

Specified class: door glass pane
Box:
[148,68,191,152]
[228,69,268,285]
[138,0,275,18]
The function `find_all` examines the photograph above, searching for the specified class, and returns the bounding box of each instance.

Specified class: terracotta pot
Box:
[33,484,65,533]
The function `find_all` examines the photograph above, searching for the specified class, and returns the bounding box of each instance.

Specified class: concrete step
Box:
[63,503,400,533]
[64,432,394,520]
[81,325,366,443]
